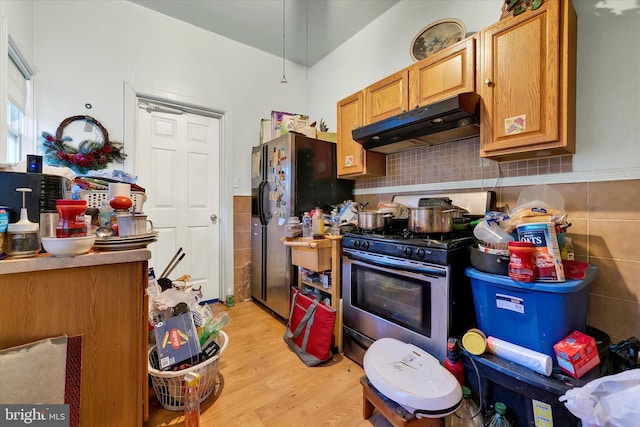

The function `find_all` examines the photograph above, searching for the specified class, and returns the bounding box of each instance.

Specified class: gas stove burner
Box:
[356,219,408,235]
[402,230,473,240]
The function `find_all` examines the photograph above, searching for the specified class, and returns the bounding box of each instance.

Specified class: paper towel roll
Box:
[486,336,552,376]
[108,183,131,200]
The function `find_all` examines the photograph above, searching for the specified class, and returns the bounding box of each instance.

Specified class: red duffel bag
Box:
[283,287,336,366]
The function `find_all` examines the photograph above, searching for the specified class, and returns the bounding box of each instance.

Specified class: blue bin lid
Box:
[465,265,598,294]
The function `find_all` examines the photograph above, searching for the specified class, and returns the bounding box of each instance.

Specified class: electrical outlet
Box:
[232,177,239,188]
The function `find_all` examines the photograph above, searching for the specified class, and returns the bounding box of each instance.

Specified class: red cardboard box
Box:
[553,330,600,378]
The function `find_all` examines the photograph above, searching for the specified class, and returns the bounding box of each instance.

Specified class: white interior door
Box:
[135,99,221,302]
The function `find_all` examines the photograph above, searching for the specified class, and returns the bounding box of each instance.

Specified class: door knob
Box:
[210,214,218,224]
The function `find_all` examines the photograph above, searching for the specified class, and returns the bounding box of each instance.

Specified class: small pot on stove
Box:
[357,211,392,232]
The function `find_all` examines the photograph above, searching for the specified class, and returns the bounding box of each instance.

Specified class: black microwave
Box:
[0,171,72,223]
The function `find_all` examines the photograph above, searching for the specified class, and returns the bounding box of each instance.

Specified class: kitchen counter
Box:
[0,248,151,425]
[0,248,151,275]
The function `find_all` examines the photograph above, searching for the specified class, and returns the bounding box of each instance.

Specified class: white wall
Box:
[0,0,34,64]
[309,0,640,185]
[27,0,310,195]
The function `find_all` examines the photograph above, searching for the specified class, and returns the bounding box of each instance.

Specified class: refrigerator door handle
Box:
[258,180,268,225]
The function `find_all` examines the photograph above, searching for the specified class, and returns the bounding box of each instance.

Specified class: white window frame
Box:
[1,17,36,165]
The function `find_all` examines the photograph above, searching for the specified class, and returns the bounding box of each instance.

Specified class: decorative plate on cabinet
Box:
[410,18,466,62]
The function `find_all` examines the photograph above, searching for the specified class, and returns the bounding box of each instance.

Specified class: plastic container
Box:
[445,386,483,427]
[473,220,514,246]
[465,266,597,358]
[285,217,302,238]
[312,208,325,239]
[301,212,312,238]
[183,372,201,426]
[561,236,574,260]
[56,199,88,237]
[486,402,514,427]
[507,241,535,282]
[462,328,487,356]
[6,188,40,258]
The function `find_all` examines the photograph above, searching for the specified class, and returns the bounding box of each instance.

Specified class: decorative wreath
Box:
[42,115,126,174]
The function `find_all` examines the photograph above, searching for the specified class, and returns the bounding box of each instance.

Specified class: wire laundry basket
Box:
[148,330,228,411]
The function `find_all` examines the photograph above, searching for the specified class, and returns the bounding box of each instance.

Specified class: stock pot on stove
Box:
[408,198,469,233]
[407,206,457,233]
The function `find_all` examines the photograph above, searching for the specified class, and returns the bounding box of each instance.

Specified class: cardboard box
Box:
[271,111,309,139]
[317,131,337,143]
[517,222,565,282]
[153,313,202,371]
[553,330,600,378]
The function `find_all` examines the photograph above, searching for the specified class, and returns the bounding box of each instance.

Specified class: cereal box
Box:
[553,330,600,378]
[516,222,565,282]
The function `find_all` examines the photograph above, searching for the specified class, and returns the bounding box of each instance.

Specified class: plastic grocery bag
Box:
[558,369,640,427]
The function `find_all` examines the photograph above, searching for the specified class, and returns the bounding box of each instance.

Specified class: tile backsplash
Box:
[355,136,573,189]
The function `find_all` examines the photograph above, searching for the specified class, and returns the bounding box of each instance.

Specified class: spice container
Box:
[508,241,535,282]
[56,199,88,237]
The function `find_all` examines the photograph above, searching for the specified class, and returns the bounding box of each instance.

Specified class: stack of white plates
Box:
[94,231,158,251]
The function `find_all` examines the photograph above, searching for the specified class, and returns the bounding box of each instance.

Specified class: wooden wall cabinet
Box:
[336,36,478,178]
[479,0,577,160]
[409,36,477,109]
[336,91,386,178]
[364,69,409,124]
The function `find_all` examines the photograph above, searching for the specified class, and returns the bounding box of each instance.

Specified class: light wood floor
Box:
[144,300,395,427]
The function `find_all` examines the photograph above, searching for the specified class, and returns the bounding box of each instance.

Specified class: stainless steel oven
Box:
[343,249,452,363]
[341,191,494,365]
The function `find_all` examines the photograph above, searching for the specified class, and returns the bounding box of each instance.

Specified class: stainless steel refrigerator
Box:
[251,133,354,318]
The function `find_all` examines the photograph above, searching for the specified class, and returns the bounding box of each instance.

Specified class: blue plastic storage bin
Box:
[465,266,598,358]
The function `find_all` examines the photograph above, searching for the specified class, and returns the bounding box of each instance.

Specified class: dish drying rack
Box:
[77,190,147,213]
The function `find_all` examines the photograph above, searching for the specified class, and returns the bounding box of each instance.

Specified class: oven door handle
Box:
[345,252,447,277]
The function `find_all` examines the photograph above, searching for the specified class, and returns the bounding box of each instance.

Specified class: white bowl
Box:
[41,235,96,257]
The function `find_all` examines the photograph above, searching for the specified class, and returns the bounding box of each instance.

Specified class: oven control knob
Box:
[362,241,370,249]
[353,240,361,248]
[403,247,413,256]
[417,248,426,258]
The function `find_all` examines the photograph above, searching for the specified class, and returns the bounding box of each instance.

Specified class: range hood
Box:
[352,92,480,154]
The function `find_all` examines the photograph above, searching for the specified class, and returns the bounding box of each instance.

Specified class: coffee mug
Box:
[117,214,154,237]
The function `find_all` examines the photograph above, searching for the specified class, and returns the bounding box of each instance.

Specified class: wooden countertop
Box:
[0,248,151,275]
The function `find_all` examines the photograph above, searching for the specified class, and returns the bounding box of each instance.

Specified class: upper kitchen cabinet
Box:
[364,69,409,124]
[409,36,477,109]
[480,0,577,160]
[337,92,386,178]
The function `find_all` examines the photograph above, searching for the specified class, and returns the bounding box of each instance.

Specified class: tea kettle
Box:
[6,188,41,258]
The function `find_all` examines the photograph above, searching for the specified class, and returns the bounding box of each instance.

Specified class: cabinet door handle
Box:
[485,78,493,85]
